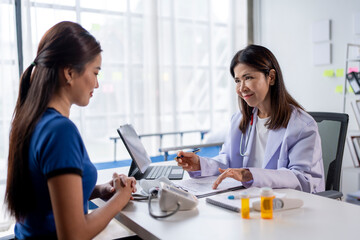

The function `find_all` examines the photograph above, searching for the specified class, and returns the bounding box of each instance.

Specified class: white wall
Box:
[256,0,360,174]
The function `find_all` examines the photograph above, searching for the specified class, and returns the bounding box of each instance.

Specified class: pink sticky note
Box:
[348,67,359,73]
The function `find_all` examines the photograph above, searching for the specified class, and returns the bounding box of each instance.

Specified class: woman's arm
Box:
[48,173,133,240]
[192,112,243,177]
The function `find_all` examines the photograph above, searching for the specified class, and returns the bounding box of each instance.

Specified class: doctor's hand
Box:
[175,151,201,171]
[212,168,253,189]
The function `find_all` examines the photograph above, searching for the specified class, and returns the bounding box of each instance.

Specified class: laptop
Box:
[117,124,184,180]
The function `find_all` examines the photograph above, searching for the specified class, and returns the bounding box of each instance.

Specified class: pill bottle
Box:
[240,191,250,219]
[260,187,274,219]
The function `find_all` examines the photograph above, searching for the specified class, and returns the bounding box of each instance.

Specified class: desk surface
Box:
[94,163,360,240]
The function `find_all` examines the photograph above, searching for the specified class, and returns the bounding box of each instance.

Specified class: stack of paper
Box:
[174,176,244,198]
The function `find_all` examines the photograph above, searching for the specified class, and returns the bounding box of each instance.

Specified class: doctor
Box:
[176,45,325,193]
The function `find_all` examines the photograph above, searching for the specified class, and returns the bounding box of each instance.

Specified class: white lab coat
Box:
[189,106,325,193]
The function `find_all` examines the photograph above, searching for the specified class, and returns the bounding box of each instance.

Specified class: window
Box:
[0,0,18,182]
[0,0,248,172]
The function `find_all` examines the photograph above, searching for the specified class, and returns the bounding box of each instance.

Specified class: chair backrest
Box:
[308,112,349,191]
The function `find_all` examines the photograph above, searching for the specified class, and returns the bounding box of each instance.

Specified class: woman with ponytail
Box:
[6,21,136,239]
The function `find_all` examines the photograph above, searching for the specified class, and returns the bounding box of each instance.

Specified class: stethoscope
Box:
[239,114,254,156]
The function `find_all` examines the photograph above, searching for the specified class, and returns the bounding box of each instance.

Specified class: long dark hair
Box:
[230,44,303,133]
[6,21,102,220]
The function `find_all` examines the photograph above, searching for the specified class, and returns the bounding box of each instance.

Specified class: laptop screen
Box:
[117,124,151,173]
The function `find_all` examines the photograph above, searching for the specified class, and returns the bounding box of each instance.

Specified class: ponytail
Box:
[18,63,35,107]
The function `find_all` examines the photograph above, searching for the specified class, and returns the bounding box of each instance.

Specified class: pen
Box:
[206,197,240,213]
[175,148,201,159]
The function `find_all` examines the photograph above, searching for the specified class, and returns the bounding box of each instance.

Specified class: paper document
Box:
[174,176,244,198]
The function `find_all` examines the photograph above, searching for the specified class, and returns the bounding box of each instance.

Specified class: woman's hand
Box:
[113,173,136,194]
[175,151,201,171]
[212,168,253,189]
[111,173,137,208]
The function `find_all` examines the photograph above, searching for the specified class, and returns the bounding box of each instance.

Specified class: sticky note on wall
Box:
[335,85,343,93]
[348,85,354,93]
[323,69,334,77]
[336,69,344,77]
[348,67,359,73]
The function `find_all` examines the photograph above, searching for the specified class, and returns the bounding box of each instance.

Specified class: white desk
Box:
[94,164,360,240]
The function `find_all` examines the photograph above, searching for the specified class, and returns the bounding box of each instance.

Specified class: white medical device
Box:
[147,182,198,218]
[139,176,174,194]
[158,182,198,211]
[252,198,304,211]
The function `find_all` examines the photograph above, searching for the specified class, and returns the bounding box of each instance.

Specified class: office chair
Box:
[308,112,349,199]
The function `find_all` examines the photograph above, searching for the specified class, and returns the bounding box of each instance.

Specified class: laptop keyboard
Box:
[146,165,172,179]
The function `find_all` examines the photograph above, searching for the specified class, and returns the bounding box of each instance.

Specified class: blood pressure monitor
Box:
[158,182,198,211]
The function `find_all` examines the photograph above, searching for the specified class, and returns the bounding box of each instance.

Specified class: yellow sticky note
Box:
[335,85,343,93]
[336,69,344,77]
[323,69,334,77]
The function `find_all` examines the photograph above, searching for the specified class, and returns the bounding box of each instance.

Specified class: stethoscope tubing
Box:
[239,114,254,157]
